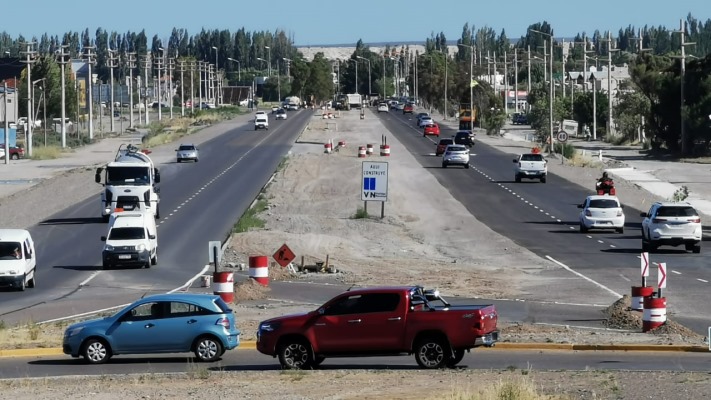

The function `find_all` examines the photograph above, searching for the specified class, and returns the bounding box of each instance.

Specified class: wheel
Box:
[177,159,182,163]
[82,338,111,364]
[18,274,26,292]
[11,153,19,160]
[312,356,326,367]
[446,349,465,368]
[102,261,111,270]
[151,252,158,266]
[195,158,199,162]
[27,272,35,288]
[579,224,588,233]
[155,205,160,219]
[648,240,658,253]
[414,338,449,369]
[144,260,151,269]
[194,335,222,362]
[464,164,470,169]
[540,176,546,183]
[693,244,701,254]
[102,214,110,223]
[515,175,521,183]
[616,227,624,234]
[278,339,313,370]
[441,163,447,168]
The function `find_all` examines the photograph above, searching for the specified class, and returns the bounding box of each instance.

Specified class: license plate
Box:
[118,254,131,259]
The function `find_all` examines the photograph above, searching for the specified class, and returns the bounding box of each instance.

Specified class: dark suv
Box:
[454,131,475,147]
[512,113,528,125]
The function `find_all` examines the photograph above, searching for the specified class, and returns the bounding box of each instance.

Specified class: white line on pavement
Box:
[546,255,623,298]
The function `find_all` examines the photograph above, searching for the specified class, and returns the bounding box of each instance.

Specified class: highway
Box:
[1,348,709,378]
[375,111,711,334]
[0,110,312,325]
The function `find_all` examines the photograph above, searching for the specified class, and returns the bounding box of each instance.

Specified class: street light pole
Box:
[530,29,555,155]
[228,58,241,82]
[673,19,696,156]
[56,45,69,147]
[108,48,118,132]
[265,46,271,78]
[21,42,37,157]
[527,45,531,113]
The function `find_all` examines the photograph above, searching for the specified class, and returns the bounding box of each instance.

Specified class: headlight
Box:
[65,327,84,337]
[104,245,114,251]
[136,244,146,251]
[259,322,281,332]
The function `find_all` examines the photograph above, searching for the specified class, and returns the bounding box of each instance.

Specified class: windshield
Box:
[521,154,544,161]
[106,166,151,185]
[108,227,146,240]
[589,199,620,209]
[657,206,697,217]
[0,242,22,260]
[178,145,195,151]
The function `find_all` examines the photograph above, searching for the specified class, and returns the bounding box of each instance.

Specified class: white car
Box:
[275,109,287,120]
[175,143,199,163]
[442,144,470,168]
[418,116,434,127]
[377,103,389,113]
[578,195,625,233]
[641,201,702,253]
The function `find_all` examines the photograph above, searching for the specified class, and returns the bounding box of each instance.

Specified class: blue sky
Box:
[4,0,707,46]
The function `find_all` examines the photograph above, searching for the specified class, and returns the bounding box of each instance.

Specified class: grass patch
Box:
[439,377,570,400]
[186,361,211,380]
[351,207,369,219]
[29,145,63,160]
[280,369,308,381]
[233,199,268,233]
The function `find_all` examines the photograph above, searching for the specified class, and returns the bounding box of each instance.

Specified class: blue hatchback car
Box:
[63,293,240,364]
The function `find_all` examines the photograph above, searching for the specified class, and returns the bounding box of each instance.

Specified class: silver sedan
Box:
[176,144,199,163]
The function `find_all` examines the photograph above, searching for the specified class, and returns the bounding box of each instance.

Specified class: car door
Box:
[311,294,369,352]
[641,205,655,238]
[353,293,406,350]
[164,301,212,351]
[108,301,172,353]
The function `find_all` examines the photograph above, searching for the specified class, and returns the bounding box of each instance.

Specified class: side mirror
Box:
[318,308,325,315]
[100,236,107,241]
[95,167,103,184]
[640,212,647,217]
[512,159,518,163]
[154,169,161,183]
[577,204,583,209]
[149,234,156,240]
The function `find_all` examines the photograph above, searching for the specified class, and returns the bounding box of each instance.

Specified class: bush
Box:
[351,207,368,219]
[554,142,576,159]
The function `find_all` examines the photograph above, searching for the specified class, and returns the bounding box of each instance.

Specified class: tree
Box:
[304,53,333,104]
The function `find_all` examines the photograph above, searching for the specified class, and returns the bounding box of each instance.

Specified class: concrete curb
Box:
[1,340,706,359]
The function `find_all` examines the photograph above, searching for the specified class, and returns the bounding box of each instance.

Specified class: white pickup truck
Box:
[513,153,547,183]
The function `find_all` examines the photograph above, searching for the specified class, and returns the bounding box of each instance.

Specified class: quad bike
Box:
[596,179,616,195]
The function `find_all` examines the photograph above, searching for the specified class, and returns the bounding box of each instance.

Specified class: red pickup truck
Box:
[256,286,499,369]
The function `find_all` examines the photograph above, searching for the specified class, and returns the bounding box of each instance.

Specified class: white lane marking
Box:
[697,278,708,283]
[39,303,131,325]
[672,270,682,275]
[79,271,101,286]
[619,274,631,282]
[169,264,212,293]
[546,255,623,298]
[597,240,604,244]
[609,244,616,248]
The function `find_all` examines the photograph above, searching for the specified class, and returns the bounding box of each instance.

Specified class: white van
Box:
[254,113,269,130]
[0,229,37,291]
[101,210,158,269]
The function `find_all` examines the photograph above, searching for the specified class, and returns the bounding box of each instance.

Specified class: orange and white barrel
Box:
[642,297,667,332]
[380,144,391,156]
[358,146,366,158]
[248,255,269,286]
[631,286,654,311]
[212,271,234,303]
[366,144,374,155]
[324,142,332,154]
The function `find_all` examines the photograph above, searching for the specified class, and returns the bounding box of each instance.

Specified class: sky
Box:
[3,0,708,46]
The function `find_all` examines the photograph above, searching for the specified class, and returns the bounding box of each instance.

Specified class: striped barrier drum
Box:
[249,255,269,286]
[358,146,367,158]
[366,144,374,155]
[324,142,332,154]
[212,271,234,303]
[630,286,654,311]
[380,144,391,156]
[338,140,346,148]
[642,297,666,332]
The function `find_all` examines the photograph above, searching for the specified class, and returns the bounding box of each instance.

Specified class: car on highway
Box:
[175,143,199,163]
[271,105,280,113]
[415,112,429,124]
[63,293,241,364]
[435,138,454,156]
[423,123,440,137]
[275,109,288,120]
[578,195,625,233]
[442,144,470,168]
[0,229,37,291]
[377,102,389,113]
[453,131,475,147]
[641,201,702,253]
[389,100,400,110]
[403,103,414,114]
[0,144,24,159]
[512,113,529,125]
[418,116,434,128]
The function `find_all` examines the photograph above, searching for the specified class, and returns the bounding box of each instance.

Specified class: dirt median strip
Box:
[2,341,707,358]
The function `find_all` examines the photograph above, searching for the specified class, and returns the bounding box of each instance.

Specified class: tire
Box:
[414,338,449,369]
[102,214,110,223]
[616,227,624,234]
[11,153,19,160]
[579,224,588,233]
[195,158,199,162]
[27,272,36,288]
[194,335,223,362]
[648,240,658,253]
[82,338,111,364]
[18,274,26,292]
[693,244,701,254]
[102,261,111,270]
[151,252,158,266]
[312,356,326,367]
[177,159,182,163]
[515,175,521,183]
[540,176,547,183]
[155,205,160,219]
[446,349,465,368]
[278,339,314,370]
[464,164,470,169]
[442,163,447,168]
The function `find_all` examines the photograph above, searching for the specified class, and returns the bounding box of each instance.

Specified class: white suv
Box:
[442,145,470,169]
[641,202,702,253]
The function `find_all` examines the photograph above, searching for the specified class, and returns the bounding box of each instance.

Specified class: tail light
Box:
[215,317,230,329]
[617,210,623,217]
[689,217,701,223]
[585,210,592,217]
[652,218,667,223]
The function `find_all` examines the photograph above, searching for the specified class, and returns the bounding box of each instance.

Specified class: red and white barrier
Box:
[212,271,234,302]
[358,146,366,158]
[366,144,374,155]
[338,140,346,148]
[324,141,332,154]
[642,297,667,332]
[380,144,390,156]
[630,286,654,311]
[249,255,269,286]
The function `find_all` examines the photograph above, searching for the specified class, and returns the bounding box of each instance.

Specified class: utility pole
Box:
[189,61,195,113]
[527,45,532,113]
[56,45,70,148]
[155,52,163,121]
[127,52,136,129]
[198,61,203,109]
[108,49,119,133]
[179,59,185,117]
[504,50,508,114]
[514,50,519,113]
[83,46,96,140]
[142,55,151,125]
[20,42,37,157]
[168,56,175,119]
[673,19,695,156]
[604,31,620,137]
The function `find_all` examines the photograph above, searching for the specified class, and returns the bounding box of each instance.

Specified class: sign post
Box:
[273,243,296,268]
[361,161,389,218]
[658,262,667,298]
[640,252,649,287]
[556,131,568,165]
[208,240,222,273]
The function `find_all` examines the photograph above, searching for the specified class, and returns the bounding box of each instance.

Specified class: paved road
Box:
[1,348,710,378]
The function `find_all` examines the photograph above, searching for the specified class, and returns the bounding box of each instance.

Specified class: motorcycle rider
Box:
[597,172,613,191]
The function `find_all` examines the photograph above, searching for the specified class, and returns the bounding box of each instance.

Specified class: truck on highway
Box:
[458,102,477,130]
[95,144,161,222]
[284,96,301,111]
[513,151,547,183]
[256,285,499,369]
[346,93,362,110]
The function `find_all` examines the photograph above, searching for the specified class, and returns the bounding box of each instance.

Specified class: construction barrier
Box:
[212,271,234,302]
[366,144,374,155]
[630,286,654,311]
[642,297,667,332]
[338,140,346,148]
[380,144,391,156]
[249,255,269,286]
[358,146,366,158]
[324,142,332,154]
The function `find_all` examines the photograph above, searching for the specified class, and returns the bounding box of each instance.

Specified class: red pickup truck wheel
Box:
[446,349,465,368]
[278,340,314,370]
[414,338,449,369]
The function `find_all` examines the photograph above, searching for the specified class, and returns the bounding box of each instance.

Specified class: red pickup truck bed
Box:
[256,286,499,369]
